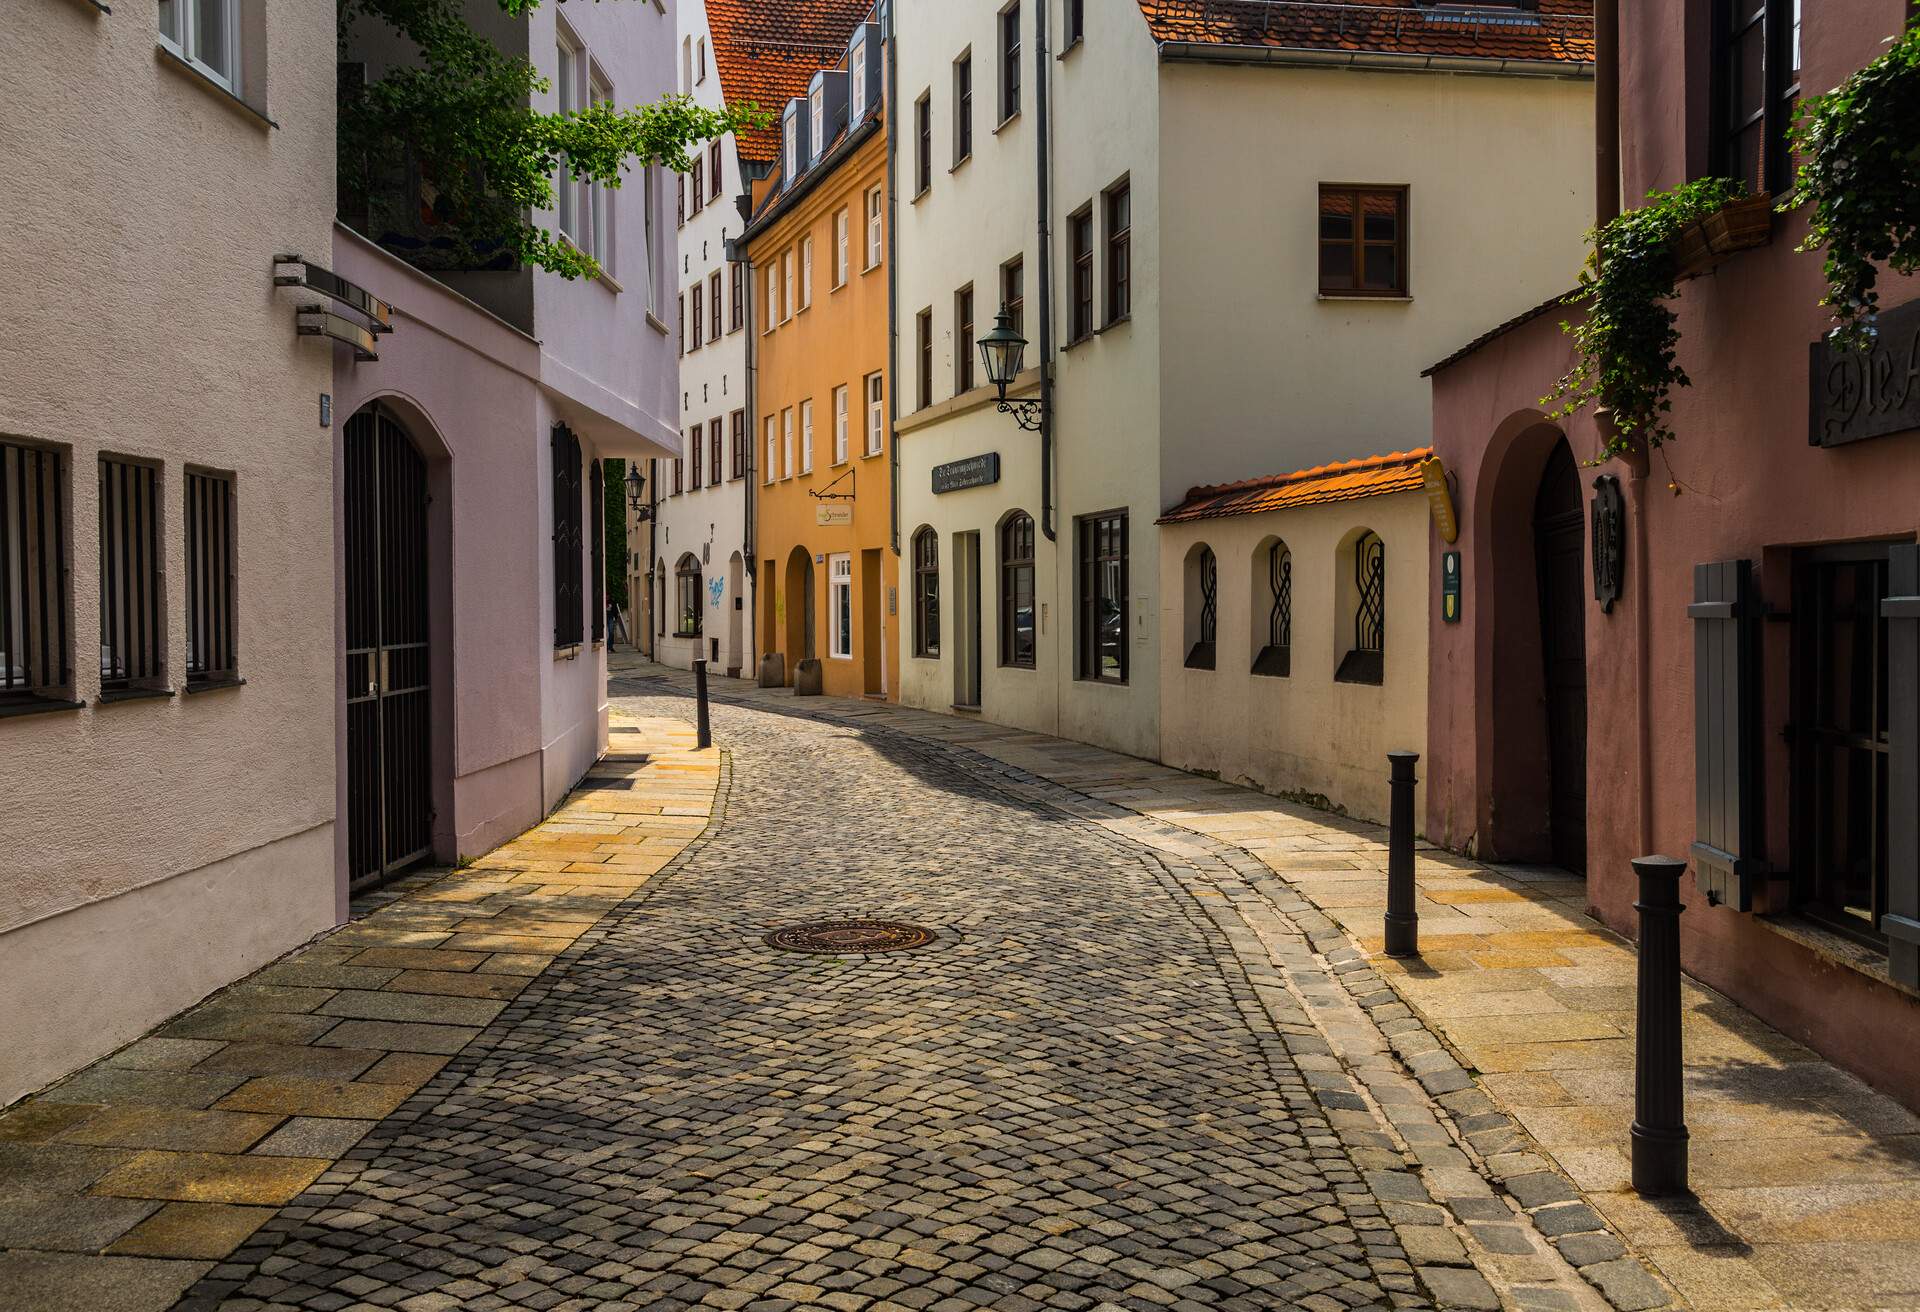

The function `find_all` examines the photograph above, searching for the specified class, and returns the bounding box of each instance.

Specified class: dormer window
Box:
[785,115,798,181]
[811,88,825,164]
[852,36,869,121]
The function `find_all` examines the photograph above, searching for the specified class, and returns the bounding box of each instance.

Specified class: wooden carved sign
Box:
[1810,298,1920,448]
[1591,474,1625,614]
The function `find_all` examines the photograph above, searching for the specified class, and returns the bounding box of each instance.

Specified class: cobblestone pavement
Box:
[155,685,1646,1312]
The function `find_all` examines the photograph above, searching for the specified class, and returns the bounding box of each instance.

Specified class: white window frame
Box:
[783,249,795,322]
[697,36,708,84]
[765,264,779,331]
[811,88,825,166]
[852,35,869,122]
[765,417,778,485]
[833,385,850,464]
[801,235,815,309]
[782,407,795,479]
[834,208,850,287]
[587,62,616,271]
[828,553,854,659]
[159,0,242,96]
[865,372,884,456]
[864,187,883,271]
[785,115,798,182]
[554,28,586,246]
[801,399,815,474]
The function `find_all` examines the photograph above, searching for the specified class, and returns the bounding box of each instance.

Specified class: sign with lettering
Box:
[932,452,1001,495]
[816,503,853,527]
[1441,551,1462,623]
[1810,298,1920,448]
[1421,456,1458,543]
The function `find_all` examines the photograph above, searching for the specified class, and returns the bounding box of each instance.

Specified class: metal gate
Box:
[345,405,432,888]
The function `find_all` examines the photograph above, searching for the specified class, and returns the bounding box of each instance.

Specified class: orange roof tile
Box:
[1158,449,1432,524]
[708,0,875,164]
[1137,1,1594,67]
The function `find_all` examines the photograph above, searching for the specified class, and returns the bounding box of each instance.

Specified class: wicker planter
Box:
[1674,193,1773,280]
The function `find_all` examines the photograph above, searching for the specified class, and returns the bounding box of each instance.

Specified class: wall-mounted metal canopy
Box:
[297,309,379,363]
[274,256,395,334]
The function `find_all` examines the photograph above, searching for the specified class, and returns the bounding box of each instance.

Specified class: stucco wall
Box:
[1159,494,1429,825]
[1,0,339,1101]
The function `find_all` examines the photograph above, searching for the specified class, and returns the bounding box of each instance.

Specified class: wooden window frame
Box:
[674,554,703,638]
[1068,205,1094,343]
[913,527,941,658]
[953,51,974,165]
[955,284,976,395]
[730,409,747,480]
[916,309,934,411]
[864,373,885,457]
[1104,177,1131,325]
[915,92,933,195]
[709,417,724,486]
[708,271,722,343]
[1711,0,1802,198]
[1076,509,1128,684]
[999,511,1037,669]
[998,2,1022,124]
[1317,183,1409,299]
[1002,255,1024,338]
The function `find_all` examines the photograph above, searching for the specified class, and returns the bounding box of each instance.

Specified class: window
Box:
[710,140,723,196]
[158,0,240,94]
[864,187,883,271]
[1076,510,1127,683]
[590,461,605,642]
[97,458,164,695]
[1319,185,1408,297]
[1336,530,1385,685]
[730,260,745,331]
[677,174,686,227]
[913,528,940,658]
[1105,179,1131,323]
[834,207,851,286]
[801,399,815,475]
[709,417,724,485]
[801,235,815,308]
[675,553,703,637]
[954,53,974,164]
[865,373,885,456]
[955,286,976,395]
[765,263,779,330]
[999,512,1036,668]
[852,32,870,121]
[550,428,585,649]
[690,284,703,351]
[587,66,616,270]
[672,448,683,494]
[828,553,853,659]
[782,408,795,479]
[1184,545,1217,670]
[999,4,1022,122]
[810,88,825,166]
[555,31,585,243]
[1715,0,1802,196]
[708,271,722,343]
[690,426,702,489]
[834,385,850,463]
[765,417,778,484]
[697,35,707,83]
[1069,206,1094,341]
[730,410,747,480]
[916,309,933,411]
[1253,539,1292,678]
[782,248,794,321]
[0,440,70,702]
[915,93,933,195]
[785,113,798,183]
[1002,256,1024,337]
[185,468,238,683]
[678,292,686,355]
[1066,0,1085,47]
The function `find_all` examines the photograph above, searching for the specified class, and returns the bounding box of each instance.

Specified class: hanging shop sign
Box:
[1441,551,1462,623]
[1809,298,1920,448]
[816,503,853,526]
[1591,474,1625,613]
[1421,456,1458,543]
[932,452,1001,495]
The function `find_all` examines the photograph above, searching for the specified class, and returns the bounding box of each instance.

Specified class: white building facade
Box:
[892,0,1594,774]
[654,0,755,676]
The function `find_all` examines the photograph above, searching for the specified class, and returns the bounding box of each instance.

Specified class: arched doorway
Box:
[1533,442,1588,872]
[783,546,815,677]
[727,551,744,675]
[344,404,432,887]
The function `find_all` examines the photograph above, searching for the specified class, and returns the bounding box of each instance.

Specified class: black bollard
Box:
[693,658,712,750]
[1631,855,1689,1196]
[1384,751,1420,958]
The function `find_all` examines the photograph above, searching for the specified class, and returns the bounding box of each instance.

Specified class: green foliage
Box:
[603,457,630,611]
[1544,177,1749,456]
[1787,10,1920,351]
[339,0,768,280]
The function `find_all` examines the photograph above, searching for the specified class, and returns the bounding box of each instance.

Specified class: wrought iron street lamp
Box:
[978,303,1043,432]
[626,461,653,521]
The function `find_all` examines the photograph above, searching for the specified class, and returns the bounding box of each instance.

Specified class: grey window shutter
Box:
[1689,560,1762,910]
[1884,545,1920,988]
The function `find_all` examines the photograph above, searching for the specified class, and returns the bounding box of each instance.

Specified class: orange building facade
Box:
[745,66,895,700]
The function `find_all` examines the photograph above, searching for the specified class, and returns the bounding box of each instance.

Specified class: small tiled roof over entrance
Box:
[1158,449,1431,523]
[1135,0,1595,67]
[709,0,874,164]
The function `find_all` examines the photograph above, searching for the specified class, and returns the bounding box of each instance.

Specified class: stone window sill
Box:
[184,675,247,694]
[1756,911,1919,1001]
[97,686,177,706]
[0,696,85,720]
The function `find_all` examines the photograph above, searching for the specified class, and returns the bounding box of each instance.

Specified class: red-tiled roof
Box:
[708,0,873,164]
[1159,449,1432,523]
[1136,1,1595,67]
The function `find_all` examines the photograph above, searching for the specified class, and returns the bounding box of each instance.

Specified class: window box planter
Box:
[1674,193,1774,280]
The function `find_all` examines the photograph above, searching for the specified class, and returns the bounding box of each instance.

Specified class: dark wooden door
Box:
[345,406,432,889]
[1535,443,1588,873]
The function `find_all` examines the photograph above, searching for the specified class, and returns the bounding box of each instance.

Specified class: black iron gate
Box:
[346,406,432,888]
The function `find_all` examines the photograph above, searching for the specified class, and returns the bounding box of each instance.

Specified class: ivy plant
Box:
[339,0,767,280]
[1786,9,1920,351]
[1544,177,1749,457]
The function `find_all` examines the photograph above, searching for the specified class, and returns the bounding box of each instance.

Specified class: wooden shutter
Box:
[1884,545,1920,987]
[1689,559,1763,910]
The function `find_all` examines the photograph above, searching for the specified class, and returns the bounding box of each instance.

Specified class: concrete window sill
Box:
[184,676,247,694]
[157,45,277,130]
[0,696,85,720]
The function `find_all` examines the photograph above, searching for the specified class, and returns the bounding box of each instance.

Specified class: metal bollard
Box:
[1384,751,1420,958]
[693,658,712,750]
[1631,854,1689,1196]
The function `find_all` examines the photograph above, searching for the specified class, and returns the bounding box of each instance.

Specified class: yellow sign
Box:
[816,503,853,527]
[1422,457,1459,544]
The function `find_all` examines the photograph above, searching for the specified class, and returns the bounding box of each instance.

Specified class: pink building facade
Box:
[1427,1,1920,1103]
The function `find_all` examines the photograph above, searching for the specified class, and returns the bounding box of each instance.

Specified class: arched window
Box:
[1335,529,1384,685]
[912,527,941,657]
[999,512,1036,668]
[1184,543,1217,670]
[1253,538,1291,678]
[675,553,703,638]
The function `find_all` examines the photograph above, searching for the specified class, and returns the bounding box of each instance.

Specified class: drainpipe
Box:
[647,478,658,659]
[1034,0,1056,544]
[885,0,901,557]
[1595,0,1620,226]
[732,226,758,656]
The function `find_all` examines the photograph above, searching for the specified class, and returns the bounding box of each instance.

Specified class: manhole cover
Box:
[765,920,936,954]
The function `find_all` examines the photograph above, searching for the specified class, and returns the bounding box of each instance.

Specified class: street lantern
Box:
[626,461,646,510]
[977,302,1043,432]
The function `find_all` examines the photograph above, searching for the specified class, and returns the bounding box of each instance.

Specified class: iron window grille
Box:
[1000,512,1036,668]
[552,425,584,648]
[185,469,238,685]
[590,460,606,643]
[675,554,703,637]
[1253,541,1292,678]
[1,439,71,703]
[1105,180,1131,324]
[1076,510,1128,683]
[913,527,940,657]
[1318,185,1408,297]
[1336,530,1385,685]
[1186,545,1217,670]
[99,457,165,694]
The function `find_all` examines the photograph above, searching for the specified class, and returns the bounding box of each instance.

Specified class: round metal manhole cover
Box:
[765,920,936,954]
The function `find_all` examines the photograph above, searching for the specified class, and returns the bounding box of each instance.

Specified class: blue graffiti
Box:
[708,578,725,608]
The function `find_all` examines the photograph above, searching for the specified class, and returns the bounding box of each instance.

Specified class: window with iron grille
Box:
[590,459,605,642]
[551,425,584,648]
[1076,510,1127,683]
[1319,185,1407,297]
[955,285,975,395]
[1336,530,1385,685]
[185,468,239,684]
[999,511,1035,668]
[998,3,1021,122]
[99,457,165,695]
[913,526,940,657]
[1253,539,1292,678]
[1105,179,1131,323]
[730,409,747,479]
[1714,0,1801,197]
[1,439,72,704]
[1069,206,1094,342]
[1184,544,1216,670]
